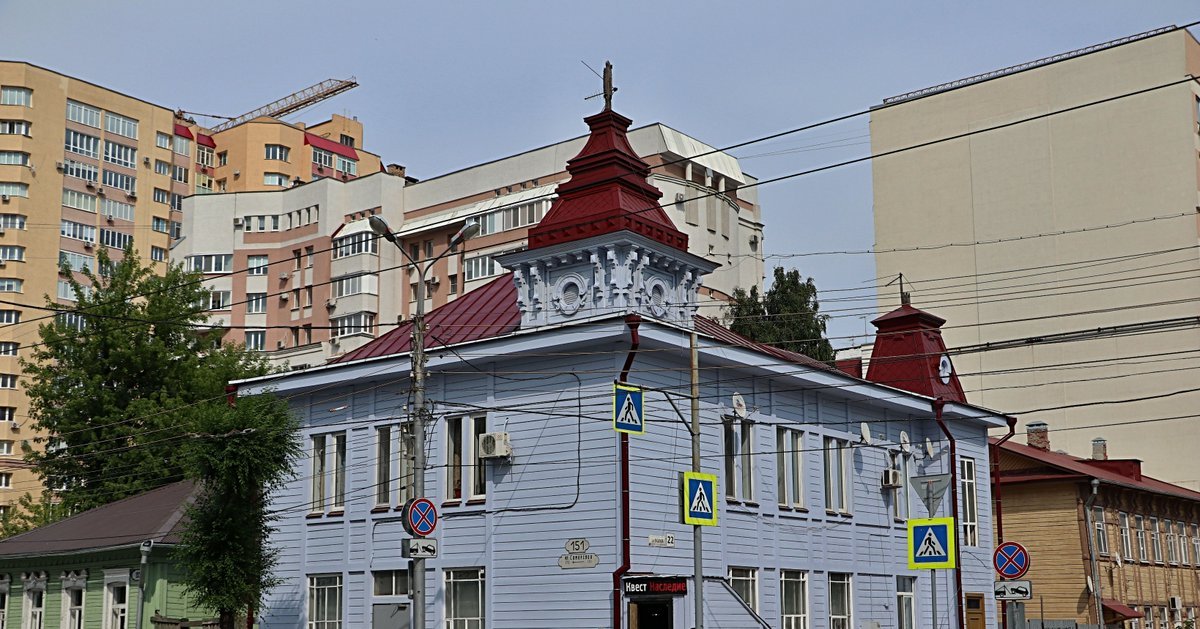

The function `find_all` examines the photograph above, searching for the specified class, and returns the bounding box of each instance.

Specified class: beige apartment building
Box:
[0,60,382,512]
[870,27,1200,487]
[179,121,765,368]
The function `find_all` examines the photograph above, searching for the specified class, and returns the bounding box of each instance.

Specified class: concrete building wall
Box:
[869,29,1200,488]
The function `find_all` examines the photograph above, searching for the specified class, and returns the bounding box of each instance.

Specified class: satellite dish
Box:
[900,431,911,455]
[925,438,936,459]
[731,393,746,418]
[859,422,873,445]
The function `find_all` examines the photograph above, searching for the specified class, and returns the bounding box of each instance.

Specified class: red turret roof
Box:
[865,303,967,402]
[526,108,688,251]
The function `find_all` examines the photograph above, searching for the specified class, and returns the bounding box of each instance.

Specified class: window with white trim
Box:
[0,342,16,356]
[104,112,138,139]
[311,434,327,512]
[58,280,91,302]
[0,182,27,199]
[61,220,96,243]
[0,407,13,422]
[263,172,290,187]
[0,374,18,389]
[336,156,357,175]
[1177,521,1189,565]
[0,279,21,293]
[728,567,758,612]
[60,251,93,273]
[372,569,409,596]
[99,229,132,251]
[244,330,265,351]
[101,170,135,193]
[0,215,22,230]
[65,129,98,158]
[446,568,485,629]
[196,173,213,194]
[777,427,803,508]
[0,310,18,324]
[375,423,414,506]
[196,146,214,168]
[207,290,232,311]
[781,570,808,629]
[0,120,31,136]
[64,159,98,183]
[331,312,374,337]
[151,217,169,233]
[897,577,916,629]
[0,440,11,455]
[63,584,84,629]
[829,573,852,629]
[307,574,341,629]
[102,199,135,222]
[331,433,346,510]
[1151,516,1163,563]
[960,457,978,546]
[332,232,377,258]
[0,151,28,166]
[171,165,188,184]
[446,415,487,501]
[106,581,129,628]
[1120,512,1133,560]
[463,255,500,281]
[723,415,754,502]
[246,293,267,314]
[67,100,102,127]
[1094,506,1109,556]
[187,254,233,273]
[155,132,170,149]
[1136,515,1148,561]
[0,87,31,107]
[1166,519,1178,564]
[172,135,190,157]
[247,255,269,275]
[103,141,136,168]
[0,472,11,487]
[153,188,169,204]
[312,147,334,169]
[1192,524,1200,567]
[475,199,550,236]
[823,436,850,513]
[332,273,377,298]
[264,144,290,161]
[62,188,96,212]
[0,246,19,261]
[23,583,45,629]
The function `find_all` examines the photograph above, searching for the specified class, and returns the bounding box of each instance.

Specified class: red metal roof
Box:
[995,438,1200,502]
[173,123,194,139]
[693,316,843,375]
[1102,600,1143,620]
[526,108,687,252]
[305,132,358,161]
[333,274,520,363]
[196,133,216,148]
[865,302,967,403]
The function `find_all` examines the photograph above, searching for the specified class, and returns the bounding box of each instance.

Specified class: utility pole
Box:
[690,332,704,629]
[369,215,479,629]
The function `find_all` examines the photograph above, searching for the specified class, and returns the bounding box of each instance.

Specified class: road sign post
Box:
[613,382,645,434]
[910,516,955,629]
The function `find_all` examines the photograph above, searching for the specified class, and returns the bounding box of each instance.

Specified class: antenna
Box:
[582,60,617,109]
[884,273,911,306]
[859,422,873,445]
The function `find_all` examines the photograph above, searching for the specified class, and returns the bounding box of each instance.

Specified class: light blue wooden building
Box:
[242,103,1008,629]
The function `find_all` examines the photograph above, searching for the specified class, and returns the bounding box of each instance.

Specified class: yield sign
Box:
[911,473,951,516]
[993,541,1031,579]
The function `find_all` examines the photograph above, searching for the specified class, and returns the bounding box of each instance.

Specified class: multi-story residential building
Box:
[868,25,1200,488]
[995,424,1200,629]
[181,120,765,369]
[236,102,1005,629]
[0,60,381,511]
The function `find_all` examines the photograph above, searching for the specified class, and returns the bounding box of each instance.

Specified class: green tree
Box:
[22,246,274,513]
[0,490,70,538]
[176,393,300,629]
[726,266,835,362]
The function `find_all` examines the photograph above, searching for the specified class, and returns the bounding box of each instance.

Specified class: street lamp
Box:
[369,214,478,629]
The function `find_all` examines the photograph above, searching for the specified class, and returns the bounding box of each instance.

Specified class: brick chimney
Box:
[1091,438,1108,461]
[1027,421,1050,451]
[385,163,407,178]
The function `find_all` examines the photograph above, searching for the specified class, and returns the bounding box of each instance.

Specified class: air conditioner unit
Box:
[881,468,903,488]
[0,195,8,203]
[0,260,6,267]
[143,156,151,166]
[674,192,686,203]
[325,299,336,310]
[8,421,17,431]
[232,217,244,226]
[85,181,95,189]
[279,293,289,301]
[105,214,114,223]
[0,228,5,236]
[96,188,105,196]
[478,432,512,459]
[233,170,240,177]
[127,190,136,199]
[1170,597,1182,610]
[83,242,93,250]
[278,272,289,281]
[55,161,65,171]
[276,340,285,350]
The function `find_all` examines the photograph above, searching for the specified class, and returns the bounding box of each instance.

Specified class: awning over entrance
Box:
[1102,600,1144,621]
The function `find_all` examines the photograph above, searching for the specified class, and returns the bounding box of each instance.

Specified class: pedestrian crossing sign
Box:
[908,517,955,569]
[613,382,645,435]
[682,471,718,526]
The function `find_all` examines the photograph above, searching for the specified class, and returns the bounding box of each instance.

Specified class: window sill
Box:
[326,509,344,517]
[306,512,323,519]
[442,499,462,508]
[465,498,486,506]
[826,509,853,517]
[370,506,390,514]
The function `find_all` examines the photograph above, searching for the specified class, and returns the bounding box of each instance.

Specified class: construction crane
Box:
[205,77,359,133]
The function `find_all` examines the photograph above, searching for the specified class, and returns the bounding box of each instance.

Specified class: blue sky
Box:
[3,1,1195,345]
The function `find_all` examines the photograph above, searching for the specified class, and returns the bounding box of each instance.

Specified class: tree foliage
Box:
[175,393,300,629]
[22,246,274,513]
[726,266,835,362]
[0,491,70,538]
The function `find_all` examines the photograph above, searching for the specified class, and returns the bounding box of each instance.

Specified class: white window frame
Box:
[311,434,327,512]
[446,415,487,501]
[333,232,377,258]
[247,255,269,276]
[196,146,214,168]
[728,567,758,612]
[104,112,138,140]
[103,140,137,169]
[155,132,170,149]
[331,312,375,338]
[101,569,128,629]
[67,100,101,127]
[1136,515,1148,562]
[1095,506,1109,556]
[244,330,265,352]
[829,572,853,629]
[312,147,334,169]
[22,577,46,629]
[64,129,98,158]
[264,144,290,161]
[63,159,97,183]
[307,574,342,629]
[331,433,346,510]
[781,570,808,629]
[1119,512,1133,560]
[897,576,916,629]
[723,415,755,502]
[246,293,267,314]
[777,427,804,509]
[823,436,850,513]
[1151,516,1163,563]
[960,457,978,546]
[263,172,290,187]
[61,578,86,629]
[444,568,485,629]
[1166,518,1178,564]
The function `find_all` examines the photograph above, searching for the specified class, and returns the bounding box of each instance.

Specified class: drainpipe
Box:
[613,314,641,629]
[933,397,965,629]
[137,540,153,629]
[991,416,1017,629]
[1085,479,1104,628]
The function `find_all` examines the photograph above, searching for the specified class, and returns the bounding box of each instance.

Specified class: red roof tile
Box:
[333,274,520,363]
[996,438,1200,502]
[305,132,358,161]
[693,316,843,375]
